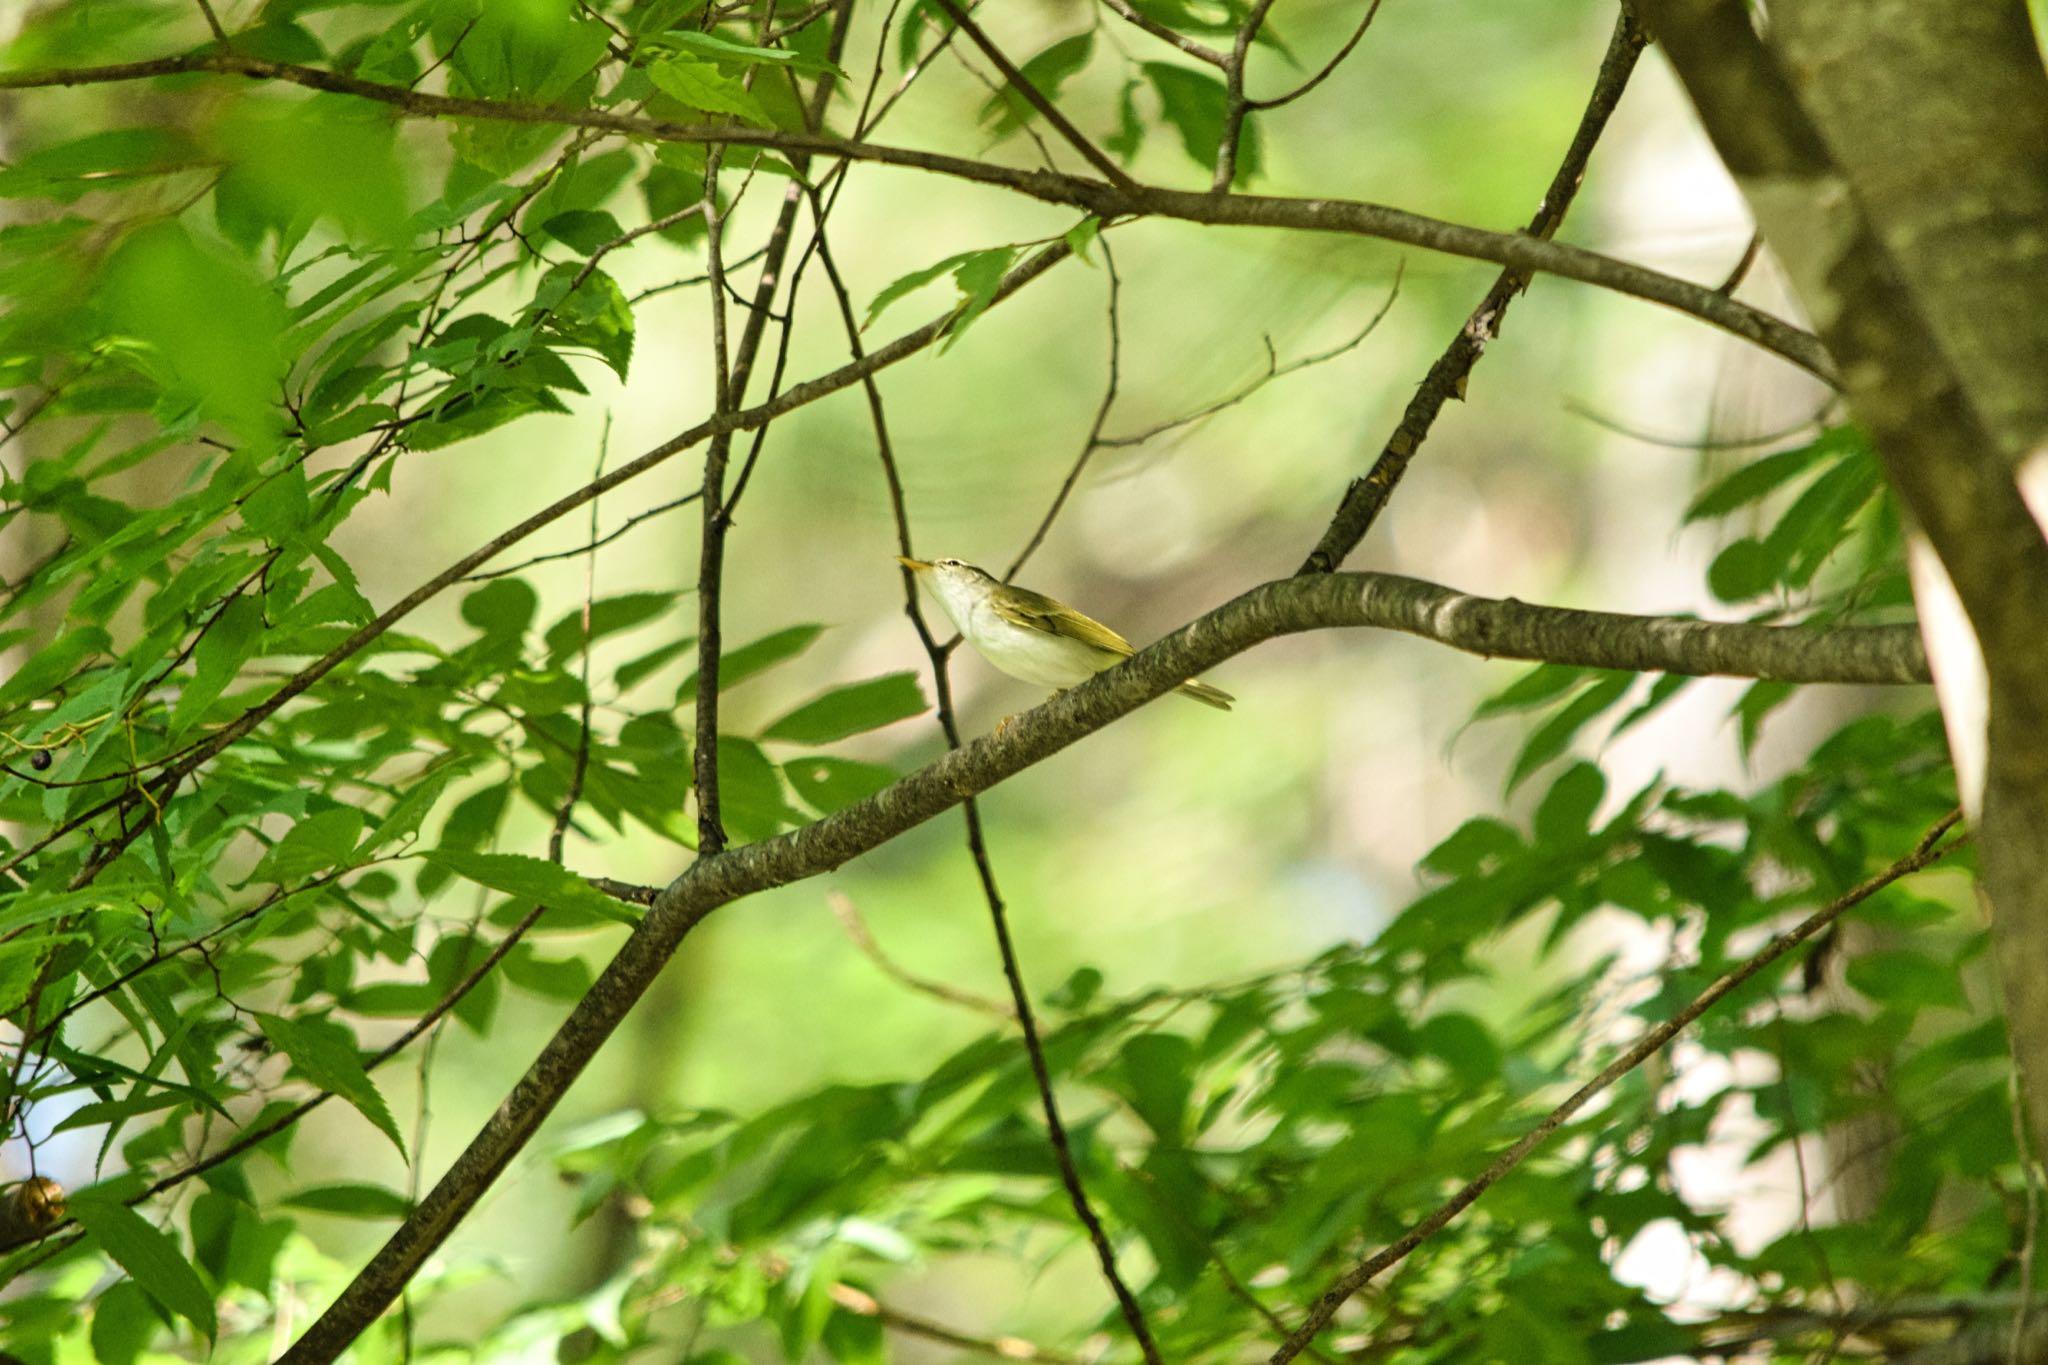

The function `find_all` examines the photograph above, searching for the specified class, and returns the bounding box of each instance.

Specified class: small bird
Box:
[898,556,1233,710]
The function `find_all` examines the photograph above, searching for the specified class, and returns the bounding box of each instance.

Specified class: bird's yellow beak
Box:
[896,556,932,572]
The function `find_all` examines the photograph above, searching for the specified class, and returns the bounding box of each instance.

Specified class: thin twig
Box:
[826,891,1013,1017]
[1717,229,1766,295]
[462,491,705,582]
[1268,811,1969,1364]
[1213,0,1280,191]
[192,0,228,44]
[826,1282,1082,1363]
[1005,238,1123,583]
[1298,9,1651,574]
[1247,0,1384,110]
[0,49,1836,381]
[1097,0,1227,66]
[927,0,1136,188]
[1094,271,1398,453]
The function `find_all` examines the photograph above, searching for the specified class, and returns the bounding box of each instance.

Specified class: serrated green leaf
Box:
[251,807,365,884]
[648,56,775,126]
[256,1012,407,1156]
[864,249,983,330]
[1143,62,1259,180]
[763,673,928,745]
[169,593,268,732]
[69,1197,218,1340]
[941,246,1018,352]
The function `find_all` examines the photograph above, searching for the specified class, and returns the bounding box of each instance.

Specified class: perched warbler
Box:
[898,556,1233,710]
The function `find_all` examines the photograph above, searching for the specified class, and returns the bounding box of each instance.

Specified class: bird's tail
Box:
[1175,679,1234,710]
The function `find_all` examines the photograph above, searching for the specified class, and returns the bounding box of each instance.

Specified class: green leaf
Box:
[715,736,806,839]
[1684,437,1838,522]
[1507,672,1633,793]
[256,1012,407,1156]
[1473,663,1590,722]
[1143,62,1259,180]
[941,246,1018,352]
[98,221,289,447]
[783,757,898,814]
[864,249,984,329]
[1116,1033,1193,1140]
[648,56,775,126]
[678,623,824,698]
[979,32,1095,137]
[763,673,929,745]
[542,591,680,663]
[1064,216,1102,264]
[615,635,698,690]
[0,127,201,201]
[89,1279,160,1365]
[69,1197,218,1340]
[424,849,639,924]
[280,1183,414,1219]
[1845,950,1967,1013]
[539,209,623,254]
[1534,761,1605,845]
[667,28,845,75]
[251,808,365,884]
[462,577,539,638]
[531,264,635,380]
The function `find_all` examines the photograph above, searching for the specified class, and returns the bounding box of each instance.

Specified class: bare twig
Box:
[1716,228,1765,295]
[928,0,1137,187]
[1213,0,1280,191]
[1097,0,1228,66]
[799,181,1159,1363]
[1005,238,1123,583]
[462,491,705,582]
[192,0,228,44]
[1248,0,1385,111]
[827,891,1013,1017]
[1299,9,1651,574]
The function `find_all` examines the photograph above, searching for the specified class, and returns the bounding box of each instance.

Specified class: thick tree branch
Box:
[274,574,1924,1360]
[0,50,1832,380]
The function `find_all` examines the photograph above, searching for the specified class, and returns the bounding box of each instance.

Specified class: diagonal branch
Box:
[271,573,1927,1360]
[1300,7,1649,573]
[927,0,1135,187]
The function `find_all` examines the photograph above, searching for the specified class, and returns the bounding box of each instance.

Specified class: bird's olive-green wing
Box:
[990,585,1134,655]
